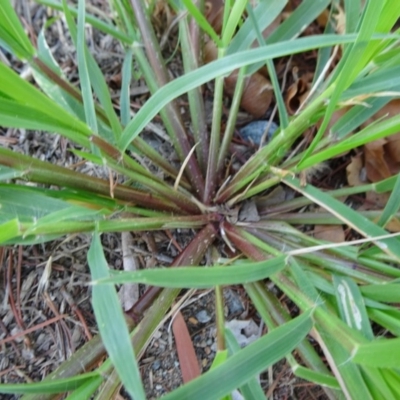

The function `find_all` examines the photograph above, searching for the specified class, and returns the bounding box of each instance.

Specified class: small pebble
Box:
[196,310,211,323]
[239,120,279,146]
[224,289,244,315]
[152,360,161,371]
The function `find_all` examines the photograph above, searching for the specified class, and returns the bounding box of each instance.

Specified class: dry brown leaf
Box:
[333,5,346,34]
[204,2,278,117]
[384,217,400,233]
[285,68,312,114]
[226,70,272,117]
[172,311,201,383]
[346,155,365,186]
[316,9,330,28]
[205,0,224,34]
[204,40,272,117]
[363,191,390,210]
[385,132,400,163]
[316,107,349,134]
[238,200,260,222]
[119,231,139,311]
[314,224,345,243]
[360,100,400,181]
[364,138,392,182]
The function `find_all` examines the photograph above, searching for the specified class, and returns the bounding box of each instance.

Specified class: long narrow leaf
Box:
[163,311,313,400]
[88,234,146,400]
[281,175,400,261]
[118,33,362,150]
[94,255,287,288]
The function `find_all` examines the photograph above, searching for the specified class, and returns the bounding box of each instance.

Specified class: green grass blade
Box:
[377,173,400,228]
[163,311,313,400]
[225,328,266,400]
[180,0,221,46]
[280,175,400,261]
[0,219,22,243]
[0,166,25,181]
[120,47,134,126]
[361,283,400,303]
[221,0,247,47]
[298,113,400,170]
[361,366,399,400]
[0,184,87,225]
[344,0,362,34]
[76,0,98,133]
[342,65,400,100]
[267,0,330,43]
[0,373,99,395]
[88,233,146,400]
[368,308,400,336]
[0,98,88,147]
[333,276,374,340]
[37,0,132,43]
[292,365,340,390]
[118,33,360,150]
[95,255,287,288]
[0,64,91,146]
[227,0,287,54]
[34,29,86,123]
[309,324,372,399]
[332,97,394,141]
[246,4,289,129]
[0,0,35,59]
[64,375,103,399]
[247,0,331,75]
[298,0,386,165]
[352,338,400,368]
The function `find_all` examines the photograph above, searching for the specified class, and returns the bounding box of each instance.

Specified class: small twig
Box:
[0,315,67,346]
[61,286,93,341]
[174,143,198,190]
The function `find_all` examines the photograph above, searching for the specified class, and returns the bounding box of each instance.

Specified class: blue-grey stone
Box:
[239,120,279,146]
[196,310,212,323]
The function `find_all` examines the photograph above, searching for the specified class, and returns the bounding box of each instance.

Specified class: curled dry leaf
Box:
[172,311,201,383]
[346,155,365,187]
[285,68,313,114]
[205,0,224,34]
[364,138,393,182]
[364,191,390,210]
[362,100,400,182]
[383,217,400,233]
[314,224,345,243]
[204,0,279,117]
[385,132,400,162]
[204,40,272,117]
[333,4,346,35]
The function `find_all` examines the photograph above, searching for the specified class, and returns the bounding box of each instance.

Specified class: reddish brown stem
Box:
[0,147,180,212]
[126,222,218,320]
[130,0,205,198]
[222,221,267,261]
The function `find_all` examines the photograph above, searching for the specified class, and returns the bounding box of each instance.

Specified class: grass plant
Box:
[1,0,400,398]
